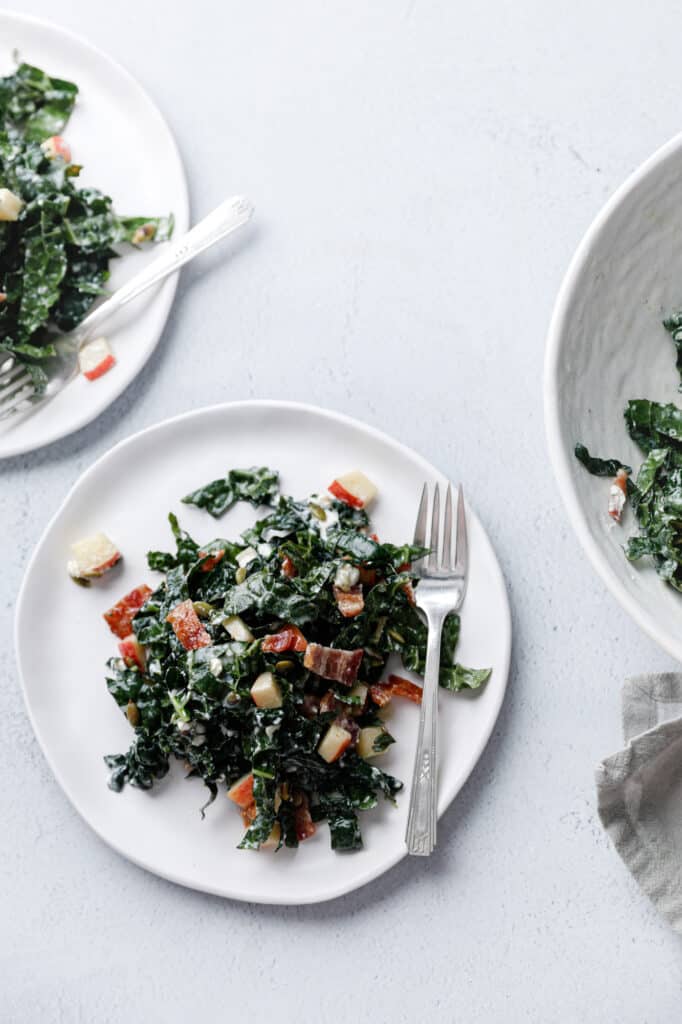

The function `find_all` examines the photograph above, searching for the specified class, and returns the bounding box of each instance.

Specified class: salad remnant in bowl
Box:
[0,61,173,391]
[576,312,682,592]
[99,467,492,852]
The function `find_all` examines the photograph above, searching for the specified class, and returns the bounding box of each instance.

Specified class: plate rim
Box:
[544,131,682,665]
[14,399,512,904]
[0,9,190,459]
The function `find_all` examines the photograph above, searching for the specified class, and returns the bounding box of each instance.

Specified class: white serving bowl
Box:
[545,133,682,662]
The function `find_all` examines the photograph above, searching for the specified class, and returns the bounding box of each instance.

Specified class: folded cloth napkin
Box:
[596,673,682,932]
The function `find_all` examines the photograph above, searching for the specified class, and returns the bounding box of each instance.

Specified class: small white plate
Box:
[15,402,511,904]
[0,12,189,458]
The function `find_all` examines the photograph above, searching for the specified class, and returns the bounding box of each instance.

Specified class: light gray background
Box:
[2,1,682,1021]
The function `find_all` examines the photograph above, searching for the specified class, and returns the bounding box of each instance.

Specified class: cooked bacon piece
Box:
[370,675,423,707]
[333,583,365,618]
[303,642,364,686]
[198,548,225,572]
[608,469,629,523]
[329,479,364,508]
[358,566,377,586]
[294,794,316,841]
[388,675,423,703]
[262,624,307,653]
[401,580,416,606]
[166,599,211,650]
[370,533,380,543]
[281,554,297,578]
[103,584,153,639]
[369,683,393,707]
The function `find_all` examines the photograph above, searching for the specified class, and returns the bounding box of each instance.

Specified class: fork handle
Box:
[405,609,444,856]
[71,195,254,345]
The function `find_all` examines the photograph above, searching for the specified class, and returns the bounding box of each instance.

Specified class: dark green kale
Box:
[0,62,172,388]
[182,467,280,517]
[576,313,682,592]
[104,468,491,852]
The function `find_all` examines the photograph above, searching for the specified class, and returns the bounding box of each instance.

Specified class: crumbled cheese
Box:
[257,542,273,559]
[176,720,192,734]
[334,563,360,591]
[209,657,223,678]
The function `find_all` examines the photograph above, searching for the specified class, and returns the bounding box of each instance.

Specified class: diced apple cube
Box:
[236,546,258,569]
[347,682,368,712]
[0,188,24,221]
[103,584,153,638]
[79,337,116,381]
[223,614,254,643]
[318,723,352,763]
[329,471,378,509]
[250,671,282,709]
[357,726,388,759]
[40,135,71,162]
[227,773,255,809]
[118,634,146,671]
[68,533,121,579]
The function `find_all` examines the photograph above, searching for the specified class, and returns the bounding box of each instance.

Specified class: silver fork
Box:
[405,481,468,856]
[0,194,254,423]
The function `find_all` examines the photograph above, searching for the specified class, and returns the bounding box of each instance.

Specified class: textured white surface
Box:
[3,1,682,1020]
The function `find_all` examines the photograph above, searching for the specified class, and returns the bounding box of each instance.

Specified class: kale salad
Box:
[0,61,172,391]
[97,467,491,853]
[576,312,682,592]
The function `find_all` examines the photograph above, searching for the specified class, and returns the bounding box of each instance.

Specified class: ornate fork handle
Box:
[405,608,444,855]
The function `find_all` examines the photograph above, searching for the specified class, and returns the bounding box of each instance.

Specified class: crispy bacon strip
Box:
[198,548,225,572]
[370,675,423,707]
[294,794,316,841]
[368,684,392,707]
[358,566,377,586]
[303,642,364,686]
[333,583,365,618]
[262,624,307,653]
[103,584,153,639]
[166,599,211,650]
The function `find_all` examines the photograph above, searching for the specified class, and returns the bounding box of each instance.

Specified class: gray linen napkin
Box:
[597,673,682,932]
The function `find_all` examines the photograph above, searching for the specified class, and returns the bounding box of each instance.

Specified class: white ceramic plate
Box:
[15,402,511,904]
[545,133,682,662]
[0,12,189,458]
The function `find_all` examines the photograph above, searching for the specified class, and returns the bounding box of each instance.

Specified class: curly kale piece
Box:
[182,467,280,518]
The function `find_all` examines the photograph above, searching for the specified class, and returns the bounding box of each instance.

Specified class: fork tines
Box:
[413,481,468,579]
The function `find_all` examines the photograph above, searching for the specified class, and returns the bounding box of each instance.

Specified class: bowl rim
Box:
[544,130,682,664]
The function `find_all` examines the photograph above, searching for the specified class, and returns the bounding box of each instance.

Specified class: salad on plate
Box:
[76,466,491,853]
[0,61,173,390]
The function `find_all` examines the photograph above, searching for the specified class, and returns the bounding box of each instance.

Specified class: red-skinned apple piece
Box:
[118,634,146,671]
[103,584,153,639]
